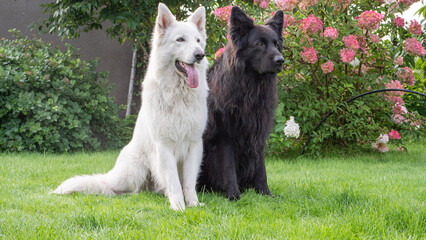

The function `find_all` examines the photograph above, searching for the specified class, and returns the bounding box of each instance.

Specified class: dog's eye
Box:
[197,38,200,43]
[256,41,263,47]
[176,37,185,42]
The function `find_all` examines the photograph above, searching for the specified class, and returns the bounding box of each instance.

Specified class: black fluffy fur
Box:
[197,7,284,200]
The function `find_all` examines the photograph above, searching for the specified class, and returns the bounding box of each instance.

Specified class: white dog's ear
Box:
[189,7,206,38]
[156,3,176,34]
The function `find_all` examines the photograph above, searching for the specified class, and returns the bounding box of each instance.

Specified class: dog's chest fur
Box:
[143,74,207,144]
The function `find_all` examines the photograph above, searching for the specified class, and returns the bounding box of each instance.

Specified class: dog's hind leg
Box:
[154,143,185,211]
[182,140,204,207]
[107,144,148,194]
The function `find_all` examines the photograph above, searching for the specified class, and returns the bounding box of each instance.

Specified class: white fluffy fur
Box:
[53,3,209,211]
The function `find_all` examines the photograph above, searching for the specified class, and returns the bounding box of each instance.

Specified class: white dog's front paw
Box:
[169,200,185,211]
[187,200,204,207]
[189,201,205,207]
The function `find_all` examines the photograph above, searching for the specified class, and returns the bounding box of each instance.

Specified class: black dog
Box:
[197,7,284,200]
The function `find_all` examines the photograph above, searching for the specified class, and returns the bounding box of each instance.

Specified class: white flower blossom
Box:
[349,57,360,67]
[372,142,389,153]
[284,116,300,138]
[377,133,389,144]
[372,133,389,153]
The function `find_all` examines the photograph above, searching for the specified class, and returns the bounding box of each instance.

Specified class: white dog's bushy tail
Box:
[52,174,116,195]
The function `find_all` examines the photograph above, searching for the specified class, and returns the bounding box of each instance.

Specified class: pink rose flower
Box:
[215,47,225,59]
[301,47,318,64]
[399,0,420,8]
[385,80,404,96]
[369,34,380,43]
[406,112,422,128]
[393,114,405,124]
[393,103,408,115]
[388,130,401,140]
[213,6,232,22]
[393,56,403,66]
[333,0,351,11]
[397,67,415,86]
[343,35,360,49]
[340,48,356,63]
[323,27,339,40]
[393,17,405,28]
[388,96,404,105]
[299,15,323,35]
[321,60,334,74]
[403,38,426,56]
[299,0,318,10]
[285,14,298,26]
[276,0,298,12]
[408,20,422,36]
[355,10,384,30]
[259,0,270,9]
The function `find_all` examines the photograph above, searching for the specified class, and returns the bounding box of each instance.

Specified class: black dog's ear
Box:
[266,10,284,37]
[230,7,254,40]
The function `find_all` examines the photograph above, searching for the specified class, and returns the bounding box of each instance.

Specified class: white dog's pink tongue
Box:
[183,63,198,88]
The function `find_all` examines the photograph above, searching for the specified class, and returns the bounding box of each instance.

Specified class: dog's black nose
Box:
[194,50,205,61]
[274,56,284,66]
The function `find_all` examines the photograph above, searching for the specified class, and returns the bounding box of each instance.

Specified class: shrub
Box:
[0,30,122,152]
[404,58,426,117]
[210,0,426,155]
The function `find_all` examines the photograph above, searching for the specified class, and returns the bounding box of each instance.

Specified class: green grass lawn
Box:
[1,141,425,239]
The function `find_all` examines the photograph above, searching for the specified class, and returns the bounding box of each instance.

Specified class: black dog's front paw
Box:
[226,189,241,201]
[254,186,272,196]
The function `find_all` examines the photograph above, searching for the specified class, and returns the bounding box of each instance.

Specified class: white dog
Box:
[53,3,209,211]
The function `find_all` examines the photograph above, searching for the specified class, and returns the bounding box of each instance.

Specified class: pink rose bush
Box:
[211,0,425,154]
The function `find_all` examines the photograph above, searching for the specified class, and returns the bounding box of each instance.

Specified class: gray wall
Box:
[0,0,134,117]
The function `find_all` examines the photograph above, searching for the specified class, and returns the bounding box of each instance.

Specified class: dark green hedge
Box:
[0,30,123,152]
